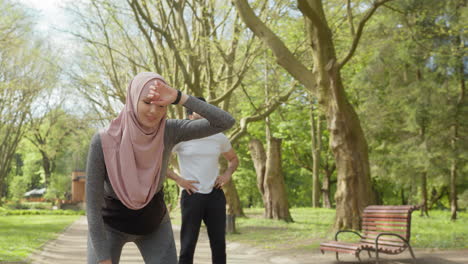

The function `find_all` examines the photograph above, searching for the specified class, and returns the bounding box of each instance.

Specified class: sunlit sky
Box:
[18,0,68,33]
[17,0,89,114]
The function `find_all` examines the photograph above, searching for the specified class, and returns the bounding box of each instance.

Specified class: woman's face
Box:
[137,82,167,129]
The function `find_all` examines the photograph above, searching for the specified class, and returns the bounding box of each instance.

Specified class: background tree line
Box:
[0,0,466,229]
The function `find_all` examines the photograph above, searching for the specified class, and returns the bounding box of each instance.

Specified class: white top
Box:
[173,133,232,194]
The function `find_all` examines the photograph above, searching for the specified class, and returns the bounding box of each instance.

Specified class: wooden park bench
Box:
[320,205,418,263]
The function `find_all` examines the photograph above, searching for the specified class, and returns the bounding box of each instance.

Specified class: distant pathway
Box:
[28,216,468,264]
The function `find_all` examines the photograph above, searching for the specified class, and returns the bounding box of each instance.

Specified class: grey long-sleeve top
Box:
[85,96,235,262]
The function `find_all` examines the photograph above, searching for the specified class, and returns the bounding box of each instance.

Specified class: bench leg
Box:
[367,250,372,258]
[407,244,416,259]
[356,252,362,262]
[375,250,380,264]
[335,252,339,261]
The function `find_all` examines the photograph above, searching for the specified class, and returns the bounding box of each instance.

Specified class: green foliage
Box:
[232,138,263,208]
[5,202,52,210]
[344,0,468,207]
[8,177,28,202]
[459,190,468,209]
[16,143,44,189]
[44,173,71,200]
[163,179,180,210]
[233,167,263,208]
[0,209,84,216]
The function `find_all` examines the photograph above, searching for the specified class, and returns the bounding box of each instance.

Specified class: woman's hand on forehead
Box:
[146,82,161,102]
[148,80,177,106]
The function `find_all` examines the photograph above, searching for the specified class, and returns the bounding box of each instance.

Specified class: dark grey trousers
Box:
[87,220,177,264]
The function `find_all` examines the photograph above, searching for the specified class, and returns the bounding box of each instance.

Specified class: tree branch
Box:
[229,84,296,143]
[233,0,316,91]
[338,0,394,69]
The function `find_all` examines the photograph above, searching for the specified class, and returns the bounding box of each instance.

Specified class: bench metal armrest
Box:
[375,232,410,249]
[335,230,363,241]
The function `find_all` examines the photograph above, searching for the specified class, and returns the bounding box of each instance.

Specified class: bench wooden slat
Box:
[360,239,405,248]
[362,234,408,243]
[363,213,410,219]
[364,217,409,222]
[363,221,408,227]
[365,205,417,210]
[320,246,358,254]
[320,241,361,250]
[364,230,409,237]
[363,226,407,233]
[364,209,412,214]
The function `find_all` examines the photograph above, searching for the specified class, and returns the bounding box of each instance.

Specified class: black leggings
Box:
[179,188,226,264]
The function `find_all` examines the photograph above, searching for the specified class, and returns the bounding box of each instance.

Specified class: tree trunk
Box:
[321,163,333,208]
[226,214,236,234]
[249,138,266,201]
[310,104,321,207]
[40,150,52,186]
[449,33,465,221]
[320,59,374,229]
[223,180,245,217]
[418,117,429,217]
[420,172,429,217]
[429,186,447,209]
[450,161,458,220]
[410,181,418,206]
[264,137,293,222]
[309,25,374,231]
[401,188,407,205]
[219,158,245,217]
[249,137,292,222]
[0,116,27,199]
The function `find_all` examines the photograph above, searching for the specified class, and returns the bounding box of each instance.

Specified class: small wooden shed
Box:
[71,171,86,202]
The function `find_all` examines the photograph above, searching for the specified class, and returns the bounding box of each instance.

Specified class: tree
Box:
[345,0,467,219]
[233,0,396,229]
[26,106,84,186]
[0,0,54,200]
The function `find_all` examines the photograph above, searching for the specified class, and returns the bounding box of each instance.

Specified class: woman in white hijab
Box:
[86,72,235,264]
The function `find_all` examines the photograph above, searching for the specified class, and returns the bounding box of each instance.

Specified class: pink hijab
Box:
[100,72,167,210]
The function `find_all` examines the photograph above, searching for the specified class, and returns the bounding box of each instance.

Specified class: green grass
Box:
[411,210,468,248]
[225,208,468,252]
[0,214,81,262]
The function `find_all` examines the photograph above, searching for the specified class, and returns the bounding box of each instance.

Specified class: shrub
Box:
[0,209,85,216]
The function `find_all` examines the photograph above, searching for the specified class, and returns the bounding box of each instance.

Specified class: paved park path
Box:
[27,216,468,264]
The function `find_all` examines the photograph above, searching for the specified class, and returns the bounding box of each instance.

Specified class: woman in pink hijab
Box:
[86,72,235,264]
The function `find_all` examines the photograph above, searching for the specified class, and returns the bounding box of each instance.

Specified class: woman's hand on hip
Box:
[177,178,199,195]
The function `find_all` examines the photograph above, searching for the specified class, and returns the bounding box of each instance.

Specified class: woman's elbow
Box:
[224,115,235,129]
